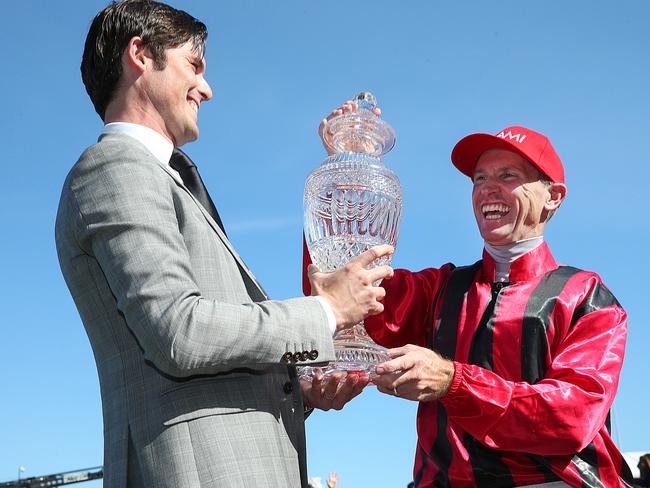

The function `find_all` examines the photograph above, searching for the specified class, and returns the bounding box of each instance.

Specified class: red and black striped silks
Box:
[364,243,633,487]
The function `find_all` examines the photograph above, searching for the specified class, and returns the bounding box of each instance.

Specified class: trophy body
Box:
[303,92,402,376]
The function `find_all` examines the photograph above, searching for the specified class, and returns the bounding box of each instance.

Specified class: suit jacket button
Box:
[309,350,319,360]
[283,381,294,394]
[292,352,303,363]
[281,352,293,363]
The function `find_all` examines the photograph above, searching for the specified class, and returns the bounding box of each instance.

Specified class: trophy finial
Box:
[355,91,377,111]
[321,90,395,156]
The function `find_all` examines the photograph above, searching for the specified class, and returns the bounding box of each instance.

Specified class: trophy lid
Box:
[320,91,396,157]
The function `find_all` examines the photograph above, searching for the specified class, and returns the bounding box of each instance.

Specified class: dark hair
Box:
[640,453,650,477]
[81,0,207,119]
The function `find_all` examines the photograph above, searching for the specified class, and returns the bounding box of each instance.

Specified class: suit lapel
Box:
[156,157,269,301]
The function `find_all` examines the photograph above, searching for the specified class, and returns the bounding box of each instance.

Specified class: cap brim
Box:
[451,133,533,178]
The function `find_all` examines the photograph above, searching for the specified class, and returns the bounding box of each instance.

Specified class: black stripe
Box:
[571,282,620,330]
[619,454,634,486]
[571,442,603,488]
[422,262,479,486]
[414,406,453,488]
[467,281,511,371]
[574,441,635,487]
[413,443,428,487]
[433,262,481,359]
[518,267,582,482]
[463,433,516,487]
[426,270,450,351]
[521,266,581,384]
[431,406,453,487]
[465,280,515,487]
[571,442,634,488]
[526,453,562,483]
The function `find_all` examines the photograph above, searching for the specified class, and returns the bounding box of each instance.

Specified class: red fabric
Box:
[302,235,312,296]
[363,243,629,487]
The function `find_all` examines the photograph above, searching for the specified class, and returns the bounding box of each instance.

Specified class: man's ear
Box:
[123,36,149,74]
[545,182,567,211]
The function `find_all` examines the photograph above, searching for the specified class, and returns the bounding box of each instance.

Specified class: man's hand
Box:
[326,471,339,488]
[308,245,394,330]
[319,100,382,155]
[301,369,370,411]
[373,345,455,402]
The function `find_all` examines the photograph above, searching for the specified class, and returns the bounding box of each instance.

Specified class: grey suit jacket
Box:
[55,133,334,487]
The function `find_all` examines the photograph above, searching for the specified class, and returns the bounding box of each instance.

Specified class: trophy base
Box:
[299,323,389,379]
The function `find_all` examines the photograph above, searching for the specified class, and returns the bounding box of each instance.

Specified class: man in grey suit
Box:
[55,1,393,487]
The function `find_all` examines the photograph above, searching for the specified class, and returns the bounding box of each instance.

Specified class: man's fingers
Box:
[374,360,402,377]
[321,101,377,141]
[302,374,322,403]
[329,374,360,410]
[374,368,415,398]
[371,285,386,303]
[375,346,413,375]
[372,370,401,388]
[367,265,394,283]
[387,345,415,358]
[312,368,324,384]
[307,264,320,277]
[366,300,384,317]
[325,101,355,123]
[352,245,394,268]
[322,372,345,400]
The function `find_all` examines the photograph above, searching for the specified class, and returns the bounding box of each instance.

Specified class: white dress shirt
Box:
[102,122,173,166]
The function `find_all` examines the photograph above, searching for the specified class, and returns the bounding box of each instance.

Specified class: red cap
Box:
[451,126,565,183]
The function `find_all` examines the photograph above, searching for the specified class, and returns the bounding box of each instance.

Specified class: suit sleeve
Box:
[440,275,627,456]
[66,145,334,377]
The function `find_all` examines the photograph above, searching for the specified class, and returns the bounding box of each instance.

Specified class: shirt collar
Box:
[101,122,174,166]
[484,236,544,264]
[481,241,558,282]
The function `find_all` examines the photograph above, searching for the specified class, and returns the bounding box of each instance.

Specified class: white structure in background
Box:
[307,477,323,488]
[623,451,647,479]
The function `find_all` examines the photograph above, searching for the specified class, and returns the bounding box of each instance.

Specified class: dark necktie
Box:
[169,148,227,236]
[169,148,266,300]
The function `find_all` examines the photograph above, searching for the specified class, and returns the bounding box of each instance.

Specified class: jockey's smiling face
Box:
[471,149,565,246]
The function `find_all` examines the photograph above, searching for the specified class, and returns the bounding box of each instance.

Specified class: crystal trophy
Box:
[303,91,402,377]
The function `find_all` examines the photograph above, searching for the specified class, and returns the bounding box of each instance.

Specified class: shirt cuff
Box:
[314,296,337,336]
[444,361,464,398]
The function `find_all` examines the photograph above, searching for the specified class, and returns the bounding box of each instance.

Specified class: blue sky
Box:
[1,1,648,486]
